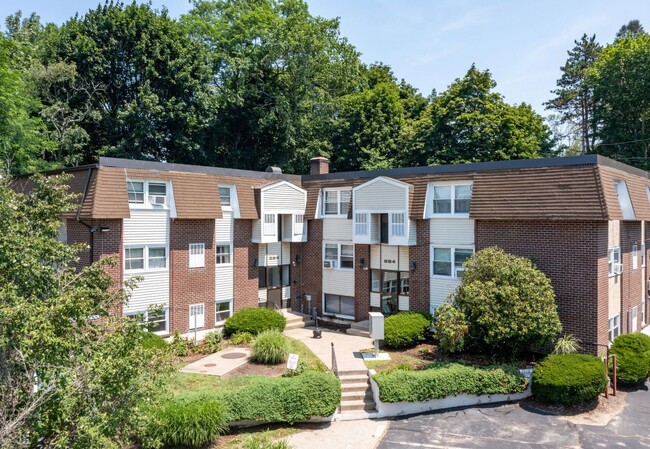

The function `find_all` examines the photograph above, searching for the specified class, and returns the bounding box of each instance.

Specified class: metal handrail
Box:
[331,342,339,378]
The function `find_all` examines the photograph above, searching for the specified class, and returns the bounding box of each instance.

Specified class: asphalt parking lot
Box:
[377,382,650,449]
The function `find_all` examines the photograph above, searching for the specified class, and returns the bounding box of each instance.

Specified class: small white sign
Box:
[287,353,299,370]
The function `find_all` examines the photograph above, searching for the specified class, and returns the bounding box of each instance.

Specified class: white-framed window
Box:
[126,179,168,207]
[642,243,646,268]
[323,243,354,269]
[631,306,639,332]
[189,303,205,329]
[125,245,168,272]
[324,294,355,317]
[432,184,472,215]
[633,244,638,270]
[219,186,231,207]
[609,315,620,342]
[432,246,474,278]
[189,243,205,268]
[215,299,232,323]
[294,214,305,235]
[391,213,405,237]
[608,247,622,276]
[125,308,169,335]
[355,213,368,236]
[216,243,232,265]
[127,181,144,203]
[322,189,352,216]
[614,180,635,220]
[263,214,276,235]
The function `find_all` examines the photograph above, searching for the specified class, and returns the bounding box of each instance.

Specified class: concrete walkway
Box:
[286,419,387,449]
[180,347,250,376]
[284,327,372,372]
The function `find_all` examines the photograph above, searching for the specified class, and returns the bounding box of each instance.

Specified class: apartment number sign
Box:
[383,259,396,264]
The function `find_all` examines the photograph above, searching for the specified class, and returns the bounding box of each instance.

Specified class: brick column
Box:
[409,219,430,313]
[355,244,370,321]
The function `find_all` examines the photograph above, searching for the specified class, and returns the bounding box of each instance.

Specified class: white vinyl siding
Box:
[189,243,205,268]
[322,269,355,297]
[355,178,407,211]
[430,277,462,313]
[215,212,234,307]
[123,209,169,245]
[323,218,353,241]
[263,182,306,212]
[123,271,170,314]
[430,218,474,246]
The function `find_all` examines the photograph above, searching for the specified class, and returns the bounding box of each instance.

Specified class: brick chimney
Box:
[309,156,330,175]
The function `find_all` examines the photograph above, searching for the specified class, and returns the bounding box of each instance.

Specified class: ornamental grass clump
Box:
[251,330,290,364]
[532,354,607,405]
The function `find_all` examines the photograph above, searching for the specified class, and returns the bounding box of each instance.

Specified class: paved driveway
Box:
[378,382,650,449]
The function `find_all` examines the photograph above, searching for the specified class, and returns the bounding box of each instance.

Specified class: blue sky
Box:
[2,0,648,115]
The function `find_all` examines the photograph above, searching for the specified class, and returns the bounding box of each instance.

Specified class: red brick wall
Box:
[66,218,123,316]
[620,221,644,334]
[233,220,260,311]
[301,219,323,316]
[476,220,607,354]
[409,219,431,313]
[354,244,370,321]
[169,219,215,333]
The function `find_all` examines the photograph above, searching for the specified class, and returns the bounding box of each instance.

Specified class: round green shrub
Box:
[230,331,255,345]
[251,330,289,364]
[383,312,431,348]
[224,307,286,336]
[140,331,168,351]
[433,304,468,354]
[532,354,607,405]
[610,332,650,386]
[145,393,228,448]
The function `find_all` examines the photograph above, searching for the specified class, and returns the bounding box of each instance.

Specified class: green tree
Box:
[0,174,170,448]
[44,1,215,165]
[452,247,562,357]
[616,19,645,39]
[183,0,362,172]
[546,34,602,155]
[415,65,553,166]
[590,33,650,169]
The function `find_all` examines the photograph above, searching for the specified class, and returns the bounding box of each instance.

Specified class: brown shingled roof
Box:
[597,165,650,220]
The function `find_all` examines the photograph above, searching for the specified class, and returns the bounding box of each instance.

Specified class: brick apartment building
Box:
[18,154,650,351]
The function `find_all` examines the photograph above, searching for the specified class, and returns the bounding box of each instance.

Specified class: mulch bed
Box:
[221,360,286,379]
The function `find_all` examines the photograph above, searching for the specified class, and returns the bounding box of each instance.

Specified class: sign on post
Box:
[287,353,299,370]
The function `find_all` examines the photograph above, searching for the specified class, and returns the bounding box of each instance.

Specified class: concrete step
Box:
[342,390,373,401]
[339,374,370,384]
[341,382,371,392]
[284,320,314,330]
[337,369,370,376]
[346,328,370,338]
[339,399,378,413]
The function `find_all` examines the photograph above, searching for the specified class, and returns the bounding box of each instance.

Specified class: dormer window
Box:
[431,184,472,215]
[127,181,144,204]
[219,186,231,206]
[126,179,169,207]
[323,189,352,216]
[148,183,167,206]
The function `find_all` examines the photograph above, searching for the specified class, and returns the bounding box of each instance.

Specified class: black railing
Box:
[331,342,339,378]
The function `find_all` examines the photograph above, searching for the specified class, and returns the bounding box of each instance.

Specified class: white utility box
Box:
[368,312,385,340]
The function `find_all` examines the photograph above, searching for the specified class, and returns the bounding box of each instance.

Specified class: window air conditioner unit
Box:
[614,263,623,275]
[148,195,166,206]
[455,268,465,278]
[323,259,337,269]
[647,279,650,296]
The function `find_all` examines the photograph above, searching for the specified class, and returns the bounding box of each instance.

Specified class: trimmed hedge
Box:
[218,371,341,423]
[532,354,607,405]
[384,312,431,348]
[140,332,168,350]
[144,393,229,448]
[372,362,527,403]
[610,333,650,386]
[224,308,286,336]
[251,330,289,364]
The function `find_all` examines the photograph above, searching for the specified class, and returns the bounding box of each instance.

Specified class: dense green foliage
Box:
[143,393,229,448]
[218,371,340,423]
[242,434,293,449]
[203,330,223,353]
[433,303,468,354]
[383,312,431,349]
[224,307,286,336]
[140,332,169,351]
[0,175,170,448]
[230,331,256,345]
[610,333,650,386]
[251,330,289,364]
[532,354,607,405]
[372,362,527,403]
[453,247,562,356]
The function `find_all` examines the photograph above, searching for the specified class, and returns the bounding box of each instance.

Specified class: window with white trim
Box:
[126,179,168,206]
[148,183,167,206]
[608,247,622,276]
[609,315,620,342]
[124,308,168,335]
[355,213,368,236]
[215,243,231,265]
[148,247,167,269]
[125,247,144,270]
[127,181,144,203]
[294,214,305,235]
[633,244,638,270]
[189,243,205,268]
[215,299,232,323]
[432,247,474,277]
[323,243,354,269]
[189,303,205,329]
[324,294,355,317]
[125,246,167,272]
[391,213,405,236]
[263,214,276,235]
[322,189,352,215]
[219,186,231,206]
[432,184,472,215]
